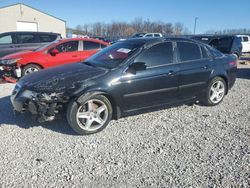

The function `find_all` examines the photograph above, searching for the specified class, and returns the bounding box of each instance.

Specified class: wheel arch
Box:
[20,62,44,69]
[210,75,229,94]
[74,90,121,120]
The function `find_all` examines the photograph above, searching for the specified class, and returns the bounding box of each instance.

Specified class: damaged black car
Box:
[11,38,237,135]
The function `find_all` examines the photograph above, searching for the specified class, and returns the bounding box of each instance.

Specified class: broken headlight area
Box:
[19,91,70,123]
[2,64,22,78]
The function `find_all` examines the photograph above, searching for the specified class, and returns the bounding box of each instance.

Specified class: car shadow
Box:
[237,68,250,79]
[0,95,78,135]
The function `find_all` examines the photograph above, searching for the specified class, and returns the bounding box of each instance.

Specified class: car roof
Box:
[58,37,109,44]
[122,37,197,47]
[0,31,60,35]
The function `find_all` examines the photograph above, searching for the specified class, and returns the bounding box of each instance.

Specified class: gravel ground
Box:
[0,66,249,187]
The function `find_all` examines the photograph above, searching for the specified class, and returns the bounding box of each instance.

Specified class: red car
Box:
[0,38,109,80]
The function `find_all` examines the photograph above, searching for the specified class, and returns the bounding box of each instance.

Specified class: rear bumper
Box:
[228,67,237,90]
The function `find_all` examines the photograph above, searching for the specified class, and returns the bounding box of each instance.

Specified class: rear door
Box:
[120,42,180,111]
[45,40,81,68]
[15,33,40,52]
[0,33,16,57]
[177,41,212,99]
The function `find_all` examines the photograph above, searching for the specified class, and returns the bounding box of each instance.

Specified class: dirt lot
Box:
[0,65,249,187]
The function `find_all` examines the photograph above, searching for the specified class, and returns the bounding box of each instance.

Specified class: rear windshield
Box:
[209,37,233,53]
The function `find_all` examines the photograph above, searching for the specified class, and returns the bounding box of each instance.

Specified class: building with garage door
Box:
[0,3,66,37]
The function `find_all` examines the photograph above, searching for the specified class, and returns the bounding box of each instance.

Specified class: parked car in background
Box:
[191,35,242,59]
[131,33,163,38]
[0,31,61,57]
[11,38,237,135]
[0,38,109,80]
[237,35,250,53]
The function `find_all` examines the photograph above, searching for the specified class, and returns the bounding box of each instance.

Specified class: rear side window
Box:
[39,34,57,42]
[243,37,249,42]
[135,42,173,67]
[84,41,100,50]
[145,34,153,37]
[16,34,37,43]
[56,41,79,52]
[177,42,201,61]
[0,34,13,44]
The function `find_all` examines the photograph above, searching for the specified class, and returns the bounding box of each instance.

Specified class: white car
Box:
[237,35,250,53]
[131,33,163,38]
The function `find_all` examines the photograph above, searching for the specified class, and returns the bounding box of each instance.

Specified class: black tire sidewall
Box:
[205,77,226,106]
[22,64,41,76]
[67,95,112,135]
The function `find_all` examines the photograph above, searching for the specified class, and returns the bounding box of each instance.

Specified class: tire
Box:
[67,95,112,135]
[202,77,226,106]
[22,64,41,76]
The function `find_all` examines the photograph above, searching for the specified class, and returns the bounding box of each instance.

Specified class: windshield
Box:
[33,40,59,52]
[84,41,143,69]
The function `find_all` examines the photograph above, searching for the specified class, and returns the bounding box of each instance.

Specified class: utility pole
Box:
[193,17,198,34]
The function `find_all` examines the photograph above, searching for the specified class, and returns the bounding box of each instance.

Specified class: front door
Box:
[119,42,180,112]
[45,40,82,68]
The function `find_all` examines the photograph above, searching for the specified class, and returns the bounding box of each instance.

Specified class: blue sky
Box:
[0,0,249,34]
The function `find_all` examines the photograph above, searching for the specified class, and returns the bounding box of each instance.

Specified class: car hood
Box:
[1,50,36,59]
[19,62,107,93]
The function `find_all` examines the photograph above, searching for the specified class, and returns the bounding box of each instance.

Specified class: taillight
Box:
[229,61,237,67]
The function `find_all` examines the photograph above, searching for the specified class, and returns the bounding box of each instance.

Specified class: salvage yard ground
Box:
[0,64,249,187]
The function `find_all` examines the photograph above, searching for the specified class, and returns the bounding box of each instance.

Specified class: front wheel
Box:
[22,64,41,76]
[202,77,226,106]
[67,95,112,135]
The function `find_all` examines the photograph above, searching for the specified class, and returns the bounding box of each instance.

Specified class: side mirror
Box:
[50,49,59,56]
[126,62,147,74]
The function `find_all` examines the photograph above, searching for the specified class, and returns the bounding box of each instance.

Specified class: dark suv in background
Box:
[191,35,242,58]
[0,31,61,57]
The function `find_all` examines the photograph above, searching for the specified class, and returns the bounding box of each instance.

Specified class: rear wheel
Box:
[202,77,226,106]
[67,95,112,135]
[22,64,41,76]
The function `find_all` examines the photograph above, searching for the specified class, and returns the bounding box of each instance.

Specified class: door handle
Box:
[167,70,174,76]
[203,65,210,69]
[72,55,78,57]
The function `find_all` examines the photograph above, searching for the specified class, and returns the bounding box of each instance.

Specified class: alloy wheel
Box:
[76,99,108,131]
[24,67,39,75]
[209,80,225,104]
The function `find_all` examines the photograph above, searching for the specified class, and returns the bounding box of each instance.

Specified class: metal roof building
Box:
[0,3,66,37]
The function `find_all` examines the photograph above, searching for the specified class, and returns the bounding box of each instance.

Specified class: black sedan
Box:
[11,38,237,135]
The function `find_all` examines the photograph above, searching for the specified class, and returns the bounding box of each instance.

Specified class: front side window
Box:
[84,41,100,50]
[0,34,13,44]
[55,41,79,52]
[16,34,37,43]
[177,42,201,61]
[135,42,173,67]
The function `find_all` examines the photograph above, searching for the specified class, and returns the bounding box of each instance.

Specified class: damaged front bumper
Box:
[1,64,21,83]
[11,84,69,122]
